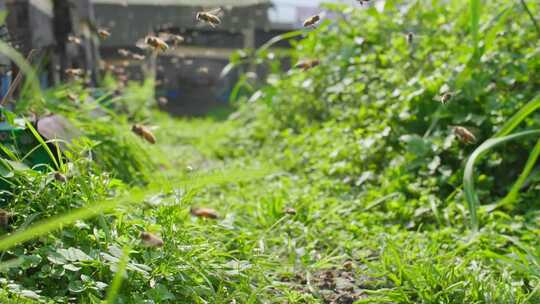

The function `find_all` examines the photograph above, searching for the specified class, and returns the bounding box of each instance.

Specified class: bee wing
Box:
[136,38,150,50]
[205,7,223,17]
[158,32,173,41]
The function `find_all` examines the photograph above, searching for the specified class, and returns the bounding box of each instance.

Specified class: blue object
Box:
[39,73,48,89]
[166,90,180,98]
[0,74,12,99]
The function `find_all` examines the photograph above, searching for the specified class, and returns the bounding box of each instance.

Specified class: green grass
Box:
[0,0,539,303]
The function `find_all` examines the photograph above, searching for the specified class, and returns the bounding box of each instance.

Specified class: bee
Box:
[197,66,209,75]
[66,92,78,102]
[453,126,477,144]
[343,260,354,271]
[67,35,81,45]
[357,0,371,5]
[132,124,156,144]
[190,207,219,219]
[441,92,453,104]
[132,53,145,61]
[145,36,169,52]
[97,28,111,39]
[65,68,84,78]
[54,172,67,182]
[118,49,131,57]
[158,96,168,106]
[0,209,10,229]
[140,232,164,247]
[406,32,414,44]
[303,15,321,28]
[294,59,320,71]
[196,8,222,28]
[284,207,297,215]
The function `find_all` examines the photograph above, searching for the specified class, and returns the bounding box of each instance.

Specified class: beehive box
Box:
[5,0,55,55]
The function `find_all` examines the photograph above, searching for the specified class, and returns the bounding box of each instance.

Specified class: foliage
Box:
[0,0,539,303]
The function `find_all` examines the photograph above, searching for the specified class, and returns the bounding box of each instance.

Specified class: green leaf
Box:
[68,280,86,293]
[63,264,82,272]
[47,252,67,265]
[57,247,92,262]
[19,290,40,300]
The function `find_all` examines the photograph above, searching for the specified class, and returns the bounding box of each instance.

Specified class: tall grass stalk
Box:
[470,0,481,60]
[105,246,130,304]
[463,94,540,231]
[519,0,540,36]
[498,139,540,208]
[24,121,60,170]
[464,130,540,231]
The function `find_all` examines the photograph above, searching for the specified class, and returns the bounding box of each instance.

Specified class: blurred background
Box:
[0,0,358,116]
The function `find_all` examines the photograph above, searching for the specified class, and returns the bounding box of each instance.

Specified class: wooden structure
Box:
[0,0,100,93]
[92,0,274,116]
[4,0,55,89]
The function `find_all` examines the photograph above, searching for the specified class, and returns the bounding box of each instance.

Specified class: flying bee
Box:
[140,232,164,247]
[158,96,168,106]
[190,207,219,219]
[196,8,222,28]
[197,66,209,75]
[406,32,414,44]
[357,0,371,5]
[97,28,111,39]
[284,207,297,215]
[303,15,321,28]
[67,35,81,45]
[453,126,476,144]
[132,124,156,144]
[145,36,169,52]
[118,48,131,57]
[65,68,84,78]
[54,172,67,182]
[294,59,320,71]
[66,92,78,102]
[440,92,453,104]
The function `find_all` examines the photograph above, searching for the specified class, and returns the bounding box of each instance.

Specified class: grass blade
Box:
[0,41,42,110]
[257,30,304,54]
[498,138,540,208]
[105,246,130,304]
[25,121,60,170]
[464,130,540,231]
[470,0,481,60]
[494,94,540,137]
[520,0,540,37]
